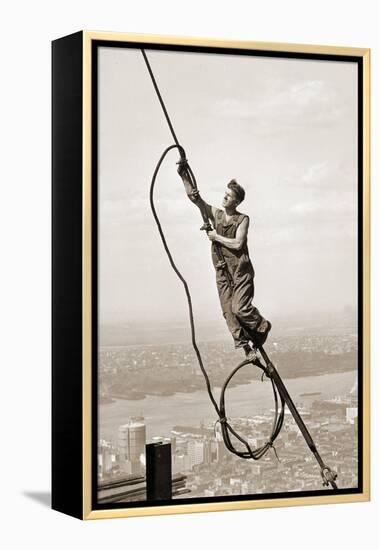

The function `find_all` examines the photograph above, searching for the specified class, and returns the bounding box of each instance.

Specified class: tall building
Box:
[210,439,219,463]
[346,406,358,424]
[173,453,190,474]
[98,440,117,479]
[169,436,176,455]
[216,440,227,462]
[203,439,212,465]
[187,440,204,469]
[118,417,146,474]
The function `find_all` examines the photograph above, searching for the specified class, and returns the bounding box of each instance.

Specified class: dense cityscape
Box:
[98,328,358,501]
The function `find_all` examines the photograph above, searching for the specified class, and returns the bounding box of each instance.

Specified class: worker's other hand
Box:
[207,230,217,242]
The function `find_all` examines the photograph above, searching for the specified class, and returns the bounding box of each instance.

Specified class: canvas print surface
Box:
[96,46,359,505]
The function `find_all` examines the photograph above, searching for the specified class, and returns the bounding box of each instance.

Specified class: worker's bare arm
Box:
[178,169,217,220]
[207,216,249,250]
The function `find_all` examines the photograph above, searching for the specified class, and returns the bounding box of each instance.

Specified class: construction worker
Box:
[178,160,271,360]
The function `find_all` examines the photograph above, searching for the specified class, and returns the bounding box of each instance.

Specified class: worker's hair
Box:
[228,179,245,204]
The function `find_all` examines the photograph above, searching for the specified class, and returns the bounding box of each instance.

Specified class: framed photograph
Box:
[52,31,370,520]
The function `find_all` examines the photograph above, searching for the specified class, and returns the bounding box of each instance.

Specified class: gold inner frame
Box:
[82,31,370,520]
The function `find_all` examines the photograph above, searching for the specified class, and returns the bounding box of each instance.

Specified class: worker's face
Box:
[222,188,239,209]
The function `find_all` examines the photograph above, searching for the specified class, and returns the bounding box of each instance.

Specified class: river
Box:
[99,370,356,442]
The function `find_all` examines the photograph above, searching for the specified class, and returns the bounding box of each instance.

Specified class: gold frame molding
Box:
[81,31,370,520]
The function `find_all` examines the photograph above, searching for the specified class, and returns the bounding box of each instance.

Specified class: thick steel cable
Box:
[141,49,181,148]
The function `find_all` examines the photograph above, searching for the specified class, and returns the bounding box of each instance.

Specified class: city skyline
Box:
[98,386,358,500]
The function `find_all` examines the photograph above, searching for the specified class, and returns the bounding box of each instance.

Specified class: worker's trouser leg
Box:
[216,270,266,349]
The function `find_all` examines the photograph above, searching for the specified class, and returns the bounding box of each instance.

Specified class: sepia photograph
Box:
[95,42,363,508]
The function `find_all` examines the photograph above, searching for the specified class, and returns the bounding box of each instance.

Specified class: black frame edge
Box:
[52,30,84,520]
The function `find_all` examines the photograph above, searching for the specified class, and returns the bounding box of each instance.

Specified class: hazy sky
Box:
[98,47,357,327]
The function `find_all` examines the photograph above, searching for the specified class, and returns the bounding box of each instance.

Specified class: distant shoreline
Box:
[99,365,357,403]
[99,336,357,351]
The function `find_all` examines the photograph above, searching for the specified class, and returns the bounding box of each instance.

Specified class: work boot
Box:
[243,344,258,363]
[254,320,272,347]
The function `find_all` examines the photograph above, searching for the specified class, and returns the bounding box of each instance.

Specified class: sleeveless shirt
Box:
[211,209,254,277]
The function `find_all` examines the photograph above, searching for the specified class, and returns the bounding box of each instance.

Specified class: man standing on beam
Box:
[178,160,271,362]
